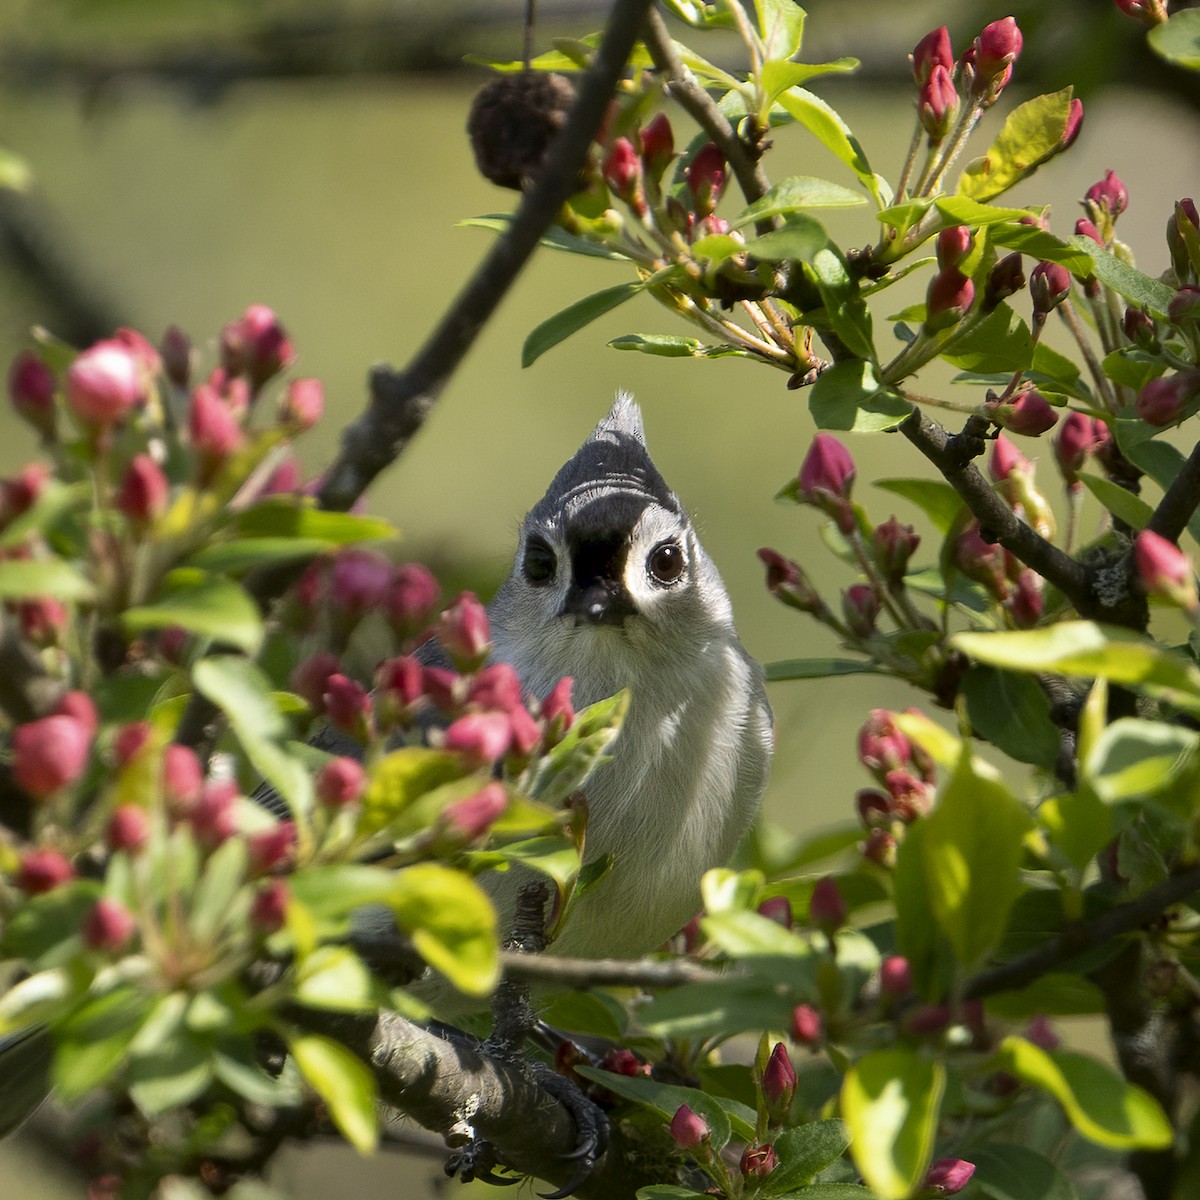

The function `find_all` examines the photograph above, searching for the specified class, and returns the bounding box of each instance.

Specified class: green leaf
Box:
[129,1032,214,1116]
[539,991,626,1041]
[809,360,912,432]
[1068,239,1176,318]
[733,176,866,228]
[123,568,263,654]
[997,1036,1173,1150]
[287,864,398,918]
[609,334,705,357]
[775,88,886,207]
[953,622,1200,717]
[921,745,1033,968]
[1101,349,1163,394]
[234,501,395,544]
[54,988,147,1099]
[1149,8,1200,69]
[3,882,101,968]
[0,147,33,191]
[892,821,953,999]
[941,304,1033,374]
[360,748,471,834]
[701,909,807,958]
[295,946,381,1012]
[1085,718,1200,808]
[288,1034,378,1154]
[526,690,627,808]
[930,196,1039,229]
[957,88,1076,201]
[1077,472,1153,531]
[638,975,796,1040]
[841,1049,944,1199]
[754,0,806,62]
[187,537,333,574]
[765,657,878,681]
[970,1143,1078,1200]
[214,1047,303,1107]
[390,863,498,996]
[457,214,627,260]
[0,558,95,601]
[874,477,965,534]
[809,245,875,359]
[989,225,1095,275]
[742,215,830,264]
[638,1188,708,1200]
[1040,788,1112,875]
[189,837,250,943]
[523,283,644,367]
[963,666,1060,769]
[761,1120,852,1195]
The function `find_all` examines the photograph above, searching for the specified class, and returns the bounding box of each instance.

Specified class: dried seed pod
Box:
[467,71,576,189]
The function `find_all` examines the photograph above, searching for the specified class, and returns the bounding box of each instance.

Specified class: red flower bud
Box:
[685,143,728,217]
[911,26,953,87]
[190,779,239,847]
[1123,306,1158,349]
[189,384,245,470]
[436,592,491,671]
[1169,286,1200,327]
[1136,375,1193,427]
[1060,98,1084,150]
[879,955,913,998]
[1030,260,1072,317]
[810,875,847,932]
[858,709,911,775]
[540,676,575,734]
[444,711,512,764]
[280,377,324,432]
[1085,169,1128,219]
[160,325,192,388]
[856,788,892,828]
[55,691,98,737]
[974,17,1023,80]
[639,113,675,174]
[330,548,392,617]
[115,454,169,525]
[669,1104,710,1149]
[66,340,147,428]
[1134,530,1199,609]
[1055,412,1106,480]
[112,721,153,767]
[601,1048,649,1077]
[316,756,366,809]
[250,878,289,933]
[1113,0,1168,24]
[955,526,1007,598]
[989,433,1029,485]
[468,662,524,713]
[248,819,296,875]
[106,804,151,854]
[441,781,507,842]
[740,1143,777,1178]
[507,703,542,759]
[83,897,136,953]
[162,744,203,812]
[422,665,460,714]
[291,649,340,712]
[862,827,898,868]
[918,65,959,141]
[983,252,1026,310]
[1009,568,1045,628]
[13,714,92,799]
[603,138,644,209]
[922,1158,976,1196]
[8,351,57,440]
[224,305,295,389]
[17,597,67,648]
[842,583,880,637]
[1026,1013,1061,1051]
[324,673,373,740]
[385,563,440,639]
[872,517,920,585]
[17,847,75,894]
[926,266,974,329]
[790,1002,823,1046]
[376,655,425,718]
[762,1042,796,1108]
[935,226,972,269]
[1075,218,1104,246]
[756,895,793,929]
[757,547,822,612]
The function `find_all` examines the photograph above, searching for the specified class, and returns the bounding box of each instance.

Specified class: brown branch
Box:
[1147,438,1200,544]
[899,407,1092,606]
[962,862,1200,1002]
[317,0,656,512]
[500,948,724,989]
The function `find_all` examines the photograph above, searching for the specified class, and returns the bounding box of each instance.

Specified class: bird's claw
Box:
[444,1137,521,1187]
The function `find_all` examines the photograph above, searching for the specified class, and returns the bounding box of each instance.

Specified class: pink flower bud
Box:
[422,665,460,714]
[989,434,1029,485]
[83,897,136,953]
[17,847,75,894]
[385,563,440,638]
[1055,412,1105,481]
[740,1143,777,1178]
[762,1042,796,1108]
[66,339,149,429]
[639,113,675,174]
[13,714,92,799]
[160,325,192,388]
[436,592,491,671]
[8,351,57,440]
[922,1158,976,1196]
[248,819,296,875]
[280,378,324,431]
[911,26,953,87]
[918,65,959,141]
[955,526,1007,599]
[5,462,48,517]
[1010,568,1045,628]
[925,266,974,329]
[115,454,169,525]
[226,304,295,389]
[250,878,289,933]
[669,1104,710,1149]
[1136,375,1194,427]
[444,711,512,764]
[1075,218,1104,246]
[601,1048,649,1077]
[156,624,190,664]
[1123,306,1158,349]
[862,826,898,867]
[1060,98,1084,150]
[880,955,913,998]
[1085,169,1128,219]
[1030,260,1072,317]
[856,787,892,828]
[18,597,67,648]
[602,138,644,209]
[189,779,239,847]
[983,252,1026,310]
[259,455,301,498]
[858,709,910,775]
[291,649,340,712]
[756,895,793,928]
[757,548,822,612]
[324,673,373,740]
[935,226,972,269]
[974,17,1023,80]
[790,1002,823,1046]
[376,655,425,719]
[316,756,366,809]
[1169,286,1200,327]
[507,704,542,759]
[872,517,920,585]
[540,676,575,733]
[904,1003,952,1037]
[685,143,728,217]
[189,384,245,470]
[1113,0,1168,24]
[810,875,847,932]
[842,583,880,638]
[106,804,151,854]
[1026,1013,1061,1051]
[330,548,392,617]
[55,691,98,737]
[799,433,855,502]
[441,781,507,842]
[112,721,153,767]
[162,744,203,812]
[1134,530,1199,609]
[468,662,523,712]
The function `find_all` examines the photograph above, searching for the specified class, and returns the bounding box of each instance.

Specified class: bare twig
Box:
[500,949,725,989]
[1147,439,1200,544]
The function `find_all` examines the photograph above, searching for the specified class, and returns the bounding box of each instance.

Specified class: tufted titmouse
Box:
[484,393,773,959]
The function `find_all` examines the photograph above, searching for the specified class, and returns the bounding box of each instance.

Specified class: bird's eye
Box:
[523,538,557,586]
[647,541,685,587]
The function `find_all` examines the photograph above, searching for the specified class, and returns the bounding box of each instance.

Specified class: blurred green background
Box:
[0,0,1197,1194]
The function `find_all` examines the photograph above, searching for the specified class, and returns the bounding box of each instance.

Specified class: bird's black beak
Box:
[562,580,636,627]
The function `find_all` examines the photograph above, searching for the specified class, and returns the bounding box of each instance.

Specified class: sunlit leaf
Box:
[123,569,263,654]
[1149,8,1200,69]
[810,360,911,432]
[523,283,645,367]
[288,1034,378,1153]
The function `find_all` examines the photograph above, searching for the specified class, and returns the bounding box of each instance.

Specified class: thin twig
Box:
[500,949,726,989]
[1148,439,1200,543]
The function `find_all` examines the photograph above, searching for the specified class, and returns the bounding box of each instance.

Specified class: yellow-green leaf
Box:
[288,1033,378,1153]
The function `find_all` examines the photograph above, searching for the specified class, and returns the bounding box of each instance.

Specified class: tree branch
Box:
[500,948,724,989]
[899,407,1092,606]
[1147,438,1200,544]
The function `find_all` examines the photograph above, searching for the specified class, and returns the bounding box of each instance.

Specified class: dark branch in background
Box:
[500,948,723,989]
[1147,438,1200,544]
[317,0,657,511]
[898,408,1093,604]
